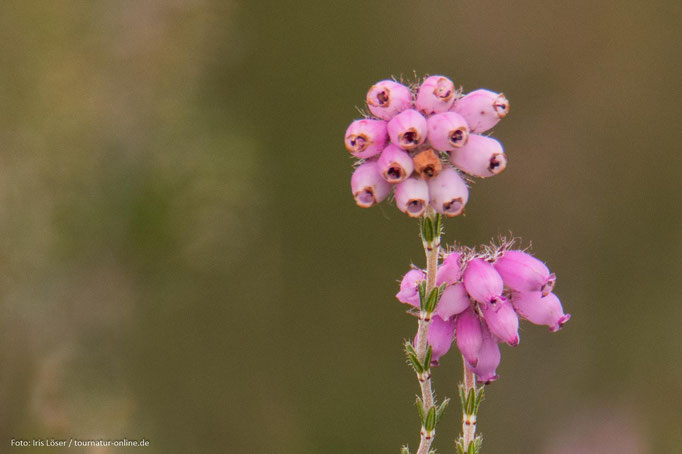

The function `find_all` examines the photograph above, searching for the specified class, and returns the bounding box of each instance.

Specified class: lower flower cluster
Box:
[397,242,570,383]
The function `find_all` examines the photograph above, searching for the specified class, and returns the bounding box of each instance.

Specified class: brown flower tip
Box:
[413,149,443,180]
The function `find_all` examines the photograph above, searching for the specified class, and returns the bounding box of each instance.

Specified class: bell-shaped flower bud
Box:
[415,315,457,366]
[467,326,501,384]
[350,160,392,208]
[377,144,414,183]
[436,283,470,320]
[427,167,469,217]
[448,134,507,178]
[396,268,426,307]
[452,88,509,133]
[511,291,571,332]
[426,112,470,151]
[493,250,556,296]
[416,75,456,115]
[480,297,519,346]
[462,258,504,306]
[387,109,427,150]
[394,177,429,217]
[344,119,388,158]
[366,80,413,121]
[436,251,462,285]
[413,149,442,180]
[456,306,483,367]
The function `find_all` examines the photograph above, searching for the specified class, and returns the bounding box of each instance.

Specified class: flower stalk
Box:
[456,358,484,454]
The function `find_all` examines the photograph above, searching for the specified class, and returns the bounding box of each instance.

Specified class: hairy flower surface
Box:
[395,241,569,383]
[345,76,510,217]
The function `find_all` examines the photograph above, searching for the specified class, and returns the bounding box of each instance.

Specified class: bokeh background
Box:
[1,1,680,453]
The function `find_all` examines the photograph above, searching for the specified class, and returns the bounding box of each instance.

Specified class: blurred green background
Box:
[1,1,680,453]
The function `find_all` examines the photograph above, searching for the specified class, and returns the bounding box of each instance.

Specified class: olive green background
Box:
[1,1,680,453]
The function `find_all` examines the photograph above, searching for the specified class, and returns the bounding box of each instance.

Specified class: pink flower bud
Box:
[436,283,470,320]
[344,119,388,158]
[416,75,456,115]
[350,161,392,208]
[456,307,483,367]
[416,315,456,366]
[462,258,504,306]
[452,88,509,133]
[448,134,507,178]
[436,251,462,286]
[511,291,571,332]
[377,144,414,183]
[427,167,469,217]
[387,109,427,150]
[366,80,413,121]
[493,250,556,296]
[394,177,429,217]
[426,112,470,151]
[480,297,519,346]
[467,326,501,384]
[396,268,426,307]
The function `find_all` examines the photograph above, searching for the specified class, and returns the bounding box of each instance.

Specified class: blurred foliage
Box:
[0,0,680,453]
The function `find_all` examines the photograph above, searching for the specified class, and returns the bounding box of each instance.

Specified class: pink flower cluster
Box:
[345,76,509,217]
[397,246,570,383]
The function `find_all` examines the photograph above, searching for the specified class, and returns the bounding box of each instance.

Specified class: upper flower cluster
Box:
[397,242,570,383]
[345,76,509,217]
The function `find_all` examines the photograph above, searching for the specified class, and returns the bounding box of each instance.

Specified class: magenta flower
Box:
[426,112,470,151]
[466,325,501,384]
[396,268,426,307]
[416,75,456,115]
[395,240,569,382]
[428,167,469,217]
[415,315,457,366]
[344,76,510,217]
[388,109,428,150]
[462,258,504,306]
[493,250,556,296]
[366,80,413,120]
[344,119,388,158]
[456,306,484,367]
[350,160,392,208]
[436,283,470,320]
[395,177,430,218]
[377,144,414,183]
[511,291,570,332]
[448,134,507,178]
[452,88,509,133]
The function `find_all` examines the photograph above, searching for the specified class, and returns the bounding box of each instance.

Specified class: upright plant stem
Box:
[461,357,477,447]
[415,208,441,454]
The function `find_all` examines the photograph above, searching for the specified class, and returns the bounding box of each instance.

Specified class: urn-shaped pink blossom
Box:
[436,251,462,286]
[387,109,428,150]
[366,80,413,121]
[448,134,507,178]
[344,119,388,158]
[452,88,509,133]
[377,144,414,184]
[467,326,501,383]
[427,167,469,217]
[456,306,483,367]
[493,250,556,296]
[436,283,470,320]
[426,112,469,151]
[480,297,520,346]
[415,315,457,366]
[511,291,570,332]
[396,268,426,307]
[462,258,504,306]
[350,161,392,208]
[394,177,430,217]
[416,75,456,115]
